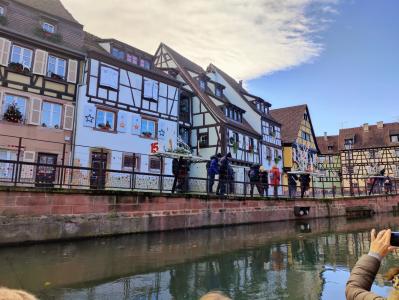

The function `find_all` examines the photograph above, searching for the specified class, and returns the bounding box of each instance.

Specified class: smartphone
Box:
[391,232,399,247]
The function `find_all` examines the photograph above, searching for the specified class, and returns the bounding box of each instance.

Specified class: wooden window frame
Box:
[111,47,125,60]
[42,22,56,34]
[47,54,67,80]
[40,101,62,129]
[95,108,116,132]
[140,117,157,139]
[2,93,28,121]
[148,156,163,173]
[10,44,33,70]
[198,132,209,148]
[390,135,399,143]
[122,153,141,171]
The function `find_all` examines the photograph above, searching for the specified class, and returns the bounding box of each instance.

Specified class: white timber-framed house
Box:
[72,35,181,190]
[154,44,265,192]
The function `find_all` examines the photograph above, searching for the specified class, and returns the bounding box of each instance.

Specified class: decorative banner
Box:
[131,113,141,135]
[117,110,128,133]
[158,119,167,141]
[158,119,177,152]
[83,105,96,127]
[151,142,159,153]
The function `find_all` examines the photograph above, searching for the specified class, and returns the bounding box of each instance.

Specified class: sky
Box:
[62,0,399,136]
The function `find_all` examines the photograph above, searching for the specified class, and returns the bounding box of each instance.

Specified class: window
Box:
[122,153,140,171]
[42,22,55,33]
[215,86,223,98]
[369,149,377,159]
[198,133,209,148]
[141,118,156,138]
[41,102,62,128]
[301,131,310,141]
[47,55,66,79]
[0,6,4,16]
[304,113,308,121]
[328,145,334,151]
[149,156,162,172]
[249,138,255,152]
[199,79,206,91]
[143,78,159,100]
[95,109,115,131]
[391,135,399,143]
[0,149,17,179]
[10,45,33,69]
[142,59,151,70]
[266,147,272,160]
[111,48,125,60]
[127,53,138,64]
[2,94,27,120]
[100,65,118,89]
[179,127,190,145]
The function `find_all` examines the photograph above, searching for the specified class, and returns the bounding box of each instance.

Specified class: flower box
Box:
[33,27,63,43]
[8,62,30,75]
[141,131,153,138]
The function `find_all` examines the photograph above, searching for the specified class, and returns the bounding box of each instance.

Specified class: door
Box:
[36,153,58,187]
[90,152,107,189]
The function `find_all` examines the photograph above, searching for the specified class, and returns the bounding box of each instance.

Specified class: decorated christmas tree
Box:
[3,103,23,123]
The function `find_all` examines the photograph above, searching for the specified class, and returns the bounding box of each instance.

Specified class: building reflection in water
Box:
[1,216,398,299]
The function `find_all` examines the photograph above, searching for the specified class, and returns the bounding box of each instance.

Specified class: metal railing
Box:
[0,134,398,199]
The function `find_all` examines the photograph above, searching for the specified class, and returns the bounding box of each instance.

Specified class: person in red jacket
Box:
[270,165,281,197]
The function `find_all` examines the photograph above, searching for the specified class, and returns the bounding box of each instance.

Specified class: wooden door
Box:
[90,152,107,189]
[36,153,57,187]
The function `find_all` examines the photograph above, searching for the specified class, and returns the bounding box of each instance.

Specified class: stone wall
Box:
[0,187,398,245]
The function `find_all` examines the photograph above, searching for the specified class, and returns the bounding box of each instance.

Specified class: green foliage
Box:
[3,103,23,123]
[33,27,63,44]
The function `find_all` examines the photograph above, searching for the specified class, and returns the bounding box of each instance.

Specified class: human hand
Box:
[370,229,396,258]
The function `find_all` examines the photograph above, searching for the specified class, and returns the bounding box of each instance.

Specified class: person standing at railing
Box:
[270,165,281,198]
[248,164,262,197]
[300,173,311,198]
[207,153,221,194]
[216,153,231,196]
[259,166,269,197]
[288,172,298,198]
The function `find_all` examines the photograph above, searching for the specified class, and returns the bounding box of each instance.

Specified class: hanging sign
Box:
[131,113,141,135]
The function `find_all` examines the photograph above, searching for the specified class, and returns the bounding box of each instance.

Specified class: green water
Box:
[1,215,399,299]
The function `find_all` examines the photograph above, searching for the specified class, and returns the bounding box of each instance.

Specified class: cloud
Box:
[62,0,338,80]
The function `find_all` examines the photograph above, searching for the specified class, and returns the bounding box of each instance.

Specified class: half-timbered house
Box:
[270,105,320,188]
[0,0,84,185]
[72,34,181,189]
[154,44,264,192]
[205,64,283,173]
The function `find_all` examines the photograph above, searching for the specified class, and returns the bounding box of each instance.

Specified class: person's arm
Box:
[346,229,394,300]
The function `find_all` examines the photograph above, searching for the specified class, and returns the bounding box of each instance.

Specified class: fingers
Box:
[371,229,376,242]
[383,229,392,244]
[376,229,386,240]
[388,246,398,252]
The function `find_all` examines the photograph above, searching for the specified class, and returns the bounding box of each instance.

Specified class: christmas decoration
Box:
[3,103,23,123]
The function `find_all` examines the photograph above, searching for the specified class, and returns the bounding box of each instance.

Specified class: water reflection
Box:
[1,215,399,299]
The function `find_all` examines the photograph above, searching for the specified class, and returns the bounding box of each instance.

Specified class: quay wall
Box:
[0,188,398,245]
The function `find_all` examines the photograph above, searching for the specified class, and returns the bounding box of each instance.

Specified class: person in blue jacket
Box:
[207,153,221,193]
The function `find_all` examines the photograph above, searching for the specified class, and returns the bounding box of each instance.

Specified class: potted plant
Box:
[33,27,63,43]
[8,62,24,73]
[3,103,23,123]
[142,131,152,138]
[50,73,63,80]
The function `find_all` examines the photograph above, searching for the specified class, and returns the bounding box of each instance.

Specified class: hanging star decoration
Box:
[159,129,165,137]
[85,114,94,124]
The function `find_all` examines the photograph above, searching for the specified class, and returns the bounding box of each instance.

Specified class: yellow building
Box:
[270,105,320,186]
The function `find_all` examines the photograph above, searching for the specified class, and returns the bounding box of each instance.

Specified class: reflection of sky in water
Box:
[321,265,391,300]
[2,216,399,299]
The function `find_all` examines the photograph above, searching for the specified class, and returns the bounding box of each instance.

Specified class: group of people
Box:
[247,163,281,197]
[367,169,394,195]
[288,172,311,198]
[207,153,234,195]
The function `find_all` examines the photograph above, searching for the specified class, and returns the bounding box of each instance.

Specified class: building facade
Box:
[0,0,84,185]
[270,105,320,188]
[72,35,181,190]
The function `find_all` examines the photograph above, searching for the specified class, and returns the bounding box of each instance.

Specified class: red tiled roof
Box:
[317,135,339,154]
[270,105,307,143]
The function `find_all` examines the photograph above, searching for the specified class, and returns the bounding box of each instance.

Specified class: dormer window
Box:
[0,6,5,16]
[304,113,308,121]
[127,53,138,65]
[42,22,55,33]
[344,138,354,149]
[215,86,223,98]
[199,79,206,91]
[111,47,125,60]
[328,145,334,151]
[391,135,399,143]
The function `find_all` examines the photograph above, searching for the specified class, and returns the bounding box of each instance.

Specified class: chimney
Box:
[324,132,328,141]
[238,80,243,87]
[377,121,384,129]
[363,123,369,132]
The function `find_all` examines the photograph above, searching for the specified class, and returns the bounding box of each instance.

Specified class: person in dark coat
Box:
[248,164,262,197]
[216,153,231,196]
[227,165,235,194]
[207,153,221,193]
[259,166,269,197]
[300,173,311,198]
[288,172,298,198]
[171,157,189,193]
[171,157,182,193]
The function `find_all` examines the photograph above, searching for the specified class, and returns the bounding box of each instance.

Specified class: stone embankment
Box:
[0,187,398,245]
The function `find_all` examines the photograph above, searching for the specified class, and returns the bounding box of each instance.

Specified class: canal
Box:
[1,215,399,299]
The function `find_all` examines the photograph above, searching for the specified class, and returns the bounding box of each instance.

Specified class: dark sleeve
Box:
[345,255,385,300]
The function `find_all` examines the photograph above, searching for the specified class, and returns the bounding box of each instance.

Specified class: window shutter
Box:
[0,91,3,116]
[0,38,11,66]
[23,151,35,162]
[20,151,35,179]
[29,98,42,125]
[32,49,48,75]
[63,104,74,131]
[67,59,78,83]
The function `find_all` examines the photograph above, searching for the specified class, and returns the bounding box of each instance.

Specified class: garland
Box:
[3,103,23,123]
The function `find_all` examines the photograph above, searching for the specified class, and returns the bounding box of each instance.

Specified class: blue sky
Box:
[248,0,399,136]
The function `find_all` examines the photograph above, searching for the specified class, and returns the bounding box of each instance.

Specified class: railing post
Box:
[59,143,66,189]
[14,137,22,186]
[312,176,315,198]
[131,153,136,191]
[99,148,104,190]
[159,156,164,194]
[322,181,325,199]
